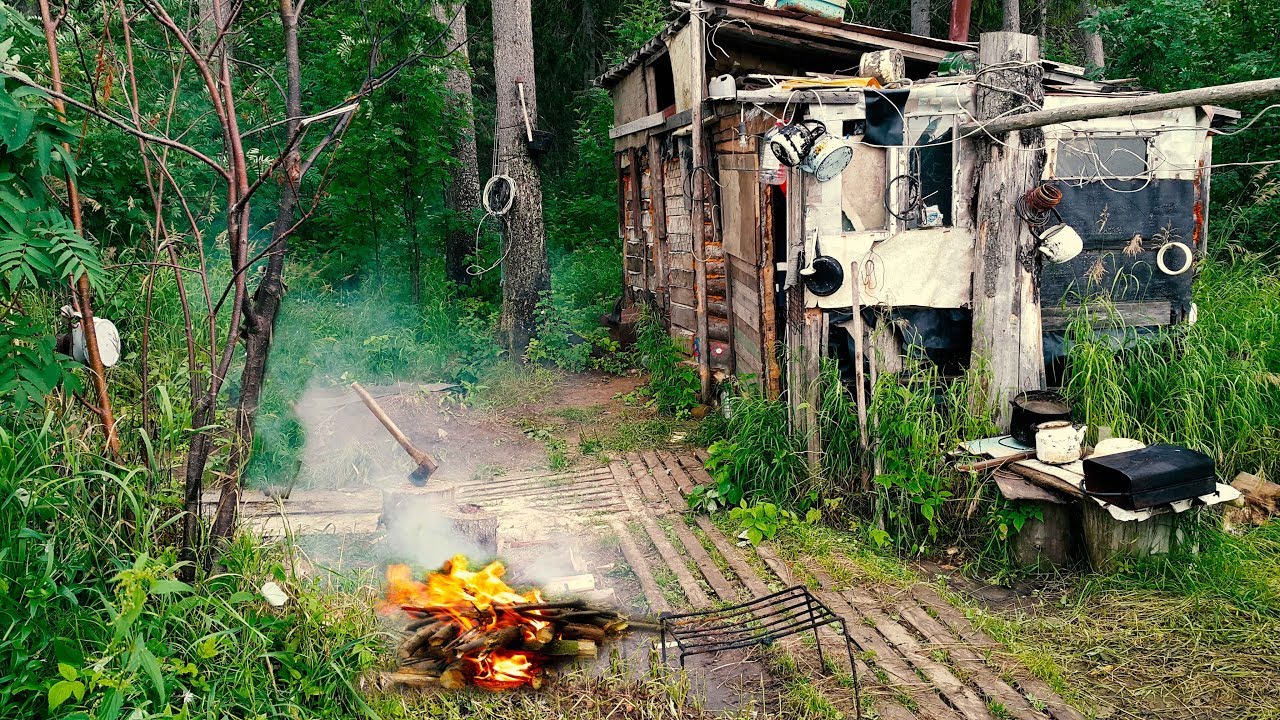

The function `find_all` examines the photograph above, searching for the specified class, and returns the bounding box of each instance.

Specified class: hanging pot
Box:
[769,120,826,168]
[802,236,843,297]
[804,133,854,182]
[1038,223,1083,264]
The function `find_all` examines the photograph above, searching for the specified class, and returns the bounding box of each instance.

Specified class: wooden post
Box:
[970,32,1047,429]
[689,0,712,402]
[949,0,972,41]
[849,262,870,488]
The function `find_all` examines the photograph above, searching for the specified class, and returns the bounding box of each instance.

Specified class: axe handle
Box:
[351,382,439,472]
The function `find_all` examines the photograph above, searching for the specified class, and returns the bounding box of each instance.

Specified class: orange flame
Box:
[383,555,547,689]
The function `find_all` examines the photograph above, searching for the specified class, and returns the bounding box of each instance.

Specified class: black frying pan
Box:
[803,237,843,297]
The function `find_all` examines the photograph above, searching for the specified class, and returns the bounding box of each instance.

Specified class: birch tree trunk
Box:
[492,0,549,357]
[435,2,482,286]
[1003,0,1021,31]
[1081,0,1105,69]
[910,0,930,36]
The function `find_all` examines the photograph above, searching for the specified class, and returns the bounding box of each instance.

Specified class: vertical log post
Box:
[689,0,712,402]
[970,32,1047,429]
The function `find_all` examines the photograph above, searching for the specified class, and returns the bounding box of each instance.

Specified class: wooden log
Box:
[963,76,1280,136]
[443,504,499,556]
[439,660,475,690]
[559,622,606,642]
[969,32,1047,429]
[379,671,442,690]
[399,621,449,659]
[1007,462,1084,498]
[454,625,522,655]
[542,639,598,658]
[1080,501,1176,572]
[428,622,459,647]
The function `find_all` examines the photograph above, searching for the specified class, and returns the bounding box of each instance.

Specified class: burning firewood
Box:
[380,555,642,690]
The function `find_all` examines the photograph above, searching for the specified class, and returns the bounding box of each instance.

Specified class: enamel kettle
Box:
[1035,421,1088,465]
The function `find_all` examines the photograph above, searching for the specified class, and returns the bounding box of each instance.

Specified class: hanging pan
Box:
[802,236,843,297]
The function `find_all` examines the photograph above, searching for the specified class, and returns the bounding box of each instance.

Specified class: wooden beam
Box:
[690,1,712,401]
[609,111,667,139]
[963,76,1280,135]
[969,32,1047,429]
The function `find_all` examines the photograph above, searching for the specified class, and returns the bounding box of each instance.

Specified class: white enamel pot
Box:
[1035,420,1088,465]
[1038,223,1083,264]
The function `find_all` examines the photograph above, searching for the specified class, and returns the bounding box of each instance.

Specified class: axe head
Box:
[409,465,434,487]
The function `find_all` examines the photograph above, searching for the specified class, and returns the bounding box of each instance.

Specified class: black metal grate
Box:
[660,585,861,716]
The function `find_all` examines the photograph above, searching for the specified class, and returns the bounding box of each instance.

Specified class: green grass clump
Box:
[1062,256,1280,479]
[0,418,385,719]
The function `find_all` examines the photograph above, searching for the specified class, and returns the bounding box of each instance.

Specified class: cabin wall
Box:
[1039,104,1210,331]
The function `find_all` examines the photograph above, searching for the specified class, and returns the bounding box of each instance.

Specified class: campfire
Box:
[382,555,631,690]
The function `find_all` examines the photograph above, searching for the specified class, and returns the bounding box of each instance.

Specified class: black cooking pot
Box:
[1009,390,1072,446]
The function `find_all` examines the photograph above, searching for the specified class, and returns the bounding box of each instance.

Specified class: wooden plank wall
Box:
[663,140,696,349]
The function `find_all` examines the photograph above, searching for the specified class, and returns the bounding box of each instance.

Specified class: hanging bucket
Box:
[804,134,853,182]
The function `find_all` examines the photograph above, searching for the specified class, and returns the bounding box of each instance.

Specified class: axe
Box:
[351,382,439,485]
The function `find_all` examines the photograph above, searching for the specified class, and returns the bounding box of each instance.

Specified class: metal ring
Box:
[1156,241,1193,276]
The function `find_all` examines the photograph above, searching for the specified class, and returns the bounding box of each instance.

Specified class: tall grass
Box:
[866,358,998,552]
[0,416,385,719]
[1062,256,1280,478]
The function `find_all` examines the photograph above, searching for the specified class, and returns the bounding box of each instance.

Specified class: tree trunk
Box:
[435,2,482,286]
[38,0,121,458]
[492,0,549,357]
[210,0,303,542]
[1002,0,1020,31]
[1080,0,1105,70]
[910,0,931,36]
[970,32,1046,429]
[1037,0,1048,42]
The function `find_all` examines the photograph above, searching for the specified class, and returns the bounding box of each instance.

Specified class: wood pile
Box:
[388,599,635,690]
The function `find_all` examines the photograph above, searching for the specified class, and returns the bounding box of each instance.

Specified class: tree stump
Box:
[1080,501,1176,571]
[382,484,457,524]
[381,485,458,564]
[1012,501,1075,570]
[444,504,499,557]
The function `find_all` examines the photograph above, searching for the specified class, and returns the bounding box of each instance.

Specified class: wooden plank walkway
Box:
[609,450,1084,720]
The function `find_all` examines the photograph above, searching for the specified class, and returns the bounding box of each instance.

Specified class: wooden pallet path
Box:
[610,450,1083,720]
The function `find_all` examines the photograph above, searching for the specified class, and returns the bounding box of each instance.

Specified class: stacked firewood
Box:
[389,599,634,689]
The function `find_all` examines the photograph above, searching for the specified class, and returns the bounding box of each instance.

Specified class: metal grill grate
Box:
[660,585,861,716]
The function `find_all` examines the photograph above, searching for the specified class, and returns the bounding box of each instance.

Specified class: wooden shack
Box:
[597,1,1234,424]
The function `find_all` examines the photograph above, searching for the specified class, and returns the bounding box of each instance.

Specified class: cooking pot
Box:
[804,133,854,182]
[769,120,826,168]
[1038,223,1084,263]
[1009,390,1072,447]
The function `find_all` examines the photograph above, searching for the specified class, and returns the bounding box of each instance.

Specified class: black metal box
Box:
[1081,444,1217,511]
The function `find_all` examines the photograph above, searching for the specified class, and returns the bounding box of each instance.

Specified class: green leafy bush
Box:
[635,305,699,415]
